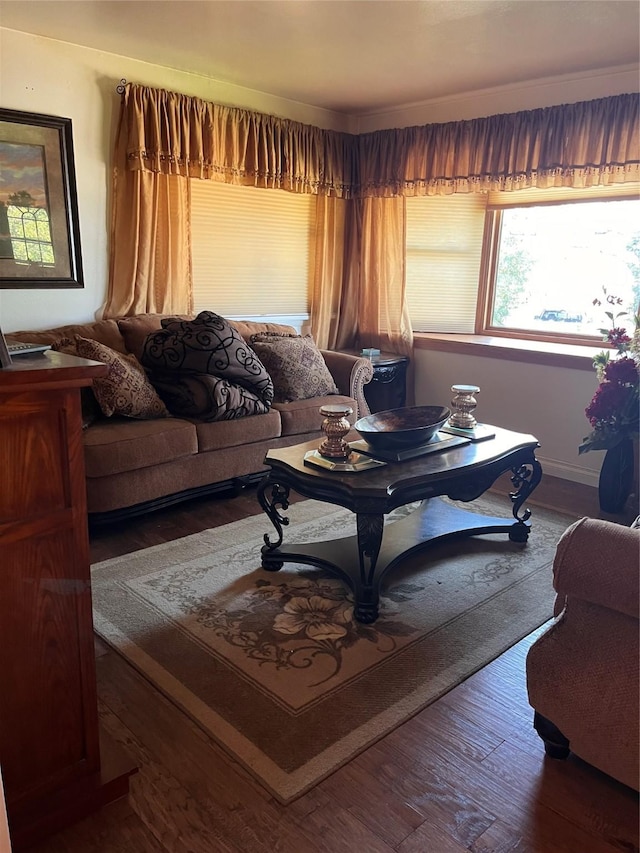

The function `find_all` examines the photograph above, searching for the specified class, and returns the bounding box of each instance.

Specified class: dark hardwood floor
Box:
[29,475,639,853]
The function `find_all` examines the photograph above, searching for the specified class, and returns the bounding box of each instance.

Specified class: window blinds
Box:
[487,182,640,208]
[405,193,487,333]
[190,180,316,317]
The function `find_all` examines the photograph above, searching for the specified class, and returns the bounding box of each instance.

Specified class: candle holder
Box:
[318,404,353,459]
[449,384,480,429]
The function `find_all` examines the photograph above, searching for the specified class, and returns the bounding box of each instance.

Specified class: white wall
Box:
[355,63,640,131]
[413,348,604,487]
[0,27,348,333]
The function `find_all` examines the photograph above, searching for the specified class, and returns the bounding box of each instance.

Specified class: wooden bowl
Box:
[354,405,451,450]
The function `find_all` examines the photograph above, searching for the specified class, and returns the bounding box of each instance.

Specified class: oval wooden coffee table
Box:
[257,425,541,624]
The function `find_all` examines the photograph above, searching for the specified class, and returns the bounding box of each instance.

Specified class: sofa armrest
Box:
[552,517,640,619]
[320,350,374,417]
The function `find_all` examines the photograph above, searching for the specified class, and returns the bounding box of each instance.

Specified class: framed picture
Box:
[0,108,83,289]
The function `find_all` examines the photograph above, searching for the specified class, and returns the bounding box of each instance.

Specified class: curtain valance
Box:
[356,93,640,196]
[120,84,357,197]
[120,85,639,198]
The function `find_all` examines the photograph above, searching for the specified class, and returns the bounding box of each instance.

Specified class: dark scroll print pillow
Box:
[151,372,269,421]
[141,311,274,407]
[249,334,339,403]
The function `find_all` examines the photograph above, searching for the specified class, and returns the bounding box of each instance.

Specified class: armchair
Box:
[526,516,640,790]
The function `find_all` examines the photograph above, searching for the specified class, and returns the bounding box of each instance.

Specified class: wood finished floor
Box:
[31,476,639,853]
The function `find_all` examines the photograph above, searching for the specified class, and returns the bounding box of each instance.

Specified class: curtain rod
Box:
[116,79,127,95]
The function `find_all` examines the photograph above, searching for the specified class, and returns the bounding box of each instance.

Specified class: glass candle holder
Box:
[318,404,353,459]
[449,384,480,429]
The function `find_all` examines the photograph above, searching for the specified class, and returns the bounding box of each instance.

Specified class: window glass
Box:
[488,199,640,339]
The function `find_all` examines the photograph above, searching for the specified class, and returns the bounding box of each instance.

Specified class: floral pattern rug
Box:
[91,494,574,803]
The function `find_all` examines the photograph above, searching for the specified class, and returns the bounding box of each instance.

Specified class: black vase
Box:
[598,438,634,514]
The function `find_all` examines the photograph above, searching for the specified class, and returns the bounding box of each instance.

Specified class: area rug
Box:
[91,494,575,803]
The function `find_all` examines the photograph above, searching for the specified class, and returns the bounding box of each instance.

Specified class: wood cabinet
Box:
[0,351,136,850]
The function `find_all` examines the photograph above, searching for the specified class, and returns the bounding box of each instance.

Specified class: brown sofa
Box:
[10,314,374,523]
[526,516,640,790]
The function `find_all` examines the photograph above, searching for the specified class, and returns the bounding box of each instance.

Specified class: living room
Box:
[0,1,638,851]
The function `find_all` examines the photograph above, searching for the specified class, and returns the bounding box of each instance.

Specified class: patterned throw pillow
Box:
[150,371,270,421]
[249,333,339,403]
[74,336,169,419]
[141,311,274,407]
[51,337,102,429]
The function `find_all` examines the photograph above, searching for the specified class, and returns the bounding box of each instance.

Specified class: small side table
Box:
[342,350,409,413]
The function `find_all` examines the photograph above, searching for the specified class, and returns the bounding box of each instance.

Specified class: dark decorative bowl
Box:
[354,405,451,450]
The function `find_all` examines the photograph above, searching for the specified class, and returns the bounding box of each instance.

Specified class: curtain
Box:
[356,93,640,197]
[104,91,193,318]
[106,84,639,345]
[310,195,357,350]
[357,196,413,358]
[118,83,356,195]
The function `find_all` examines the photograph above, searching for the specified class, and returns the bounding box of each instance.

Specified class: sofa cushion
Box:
[74,337,170,420]
[141,311,274,407]
[150,371,270,421]
[84,417,198,478]
[250,333,339,403]
[232,320,297,341]
[117,313,193,360]
[9,318,128,353]
[273,394,357,436]
[195,409,281,452]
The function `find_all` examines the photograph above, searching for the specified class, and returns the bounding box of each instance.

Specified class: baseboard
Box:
[536,454,600,488]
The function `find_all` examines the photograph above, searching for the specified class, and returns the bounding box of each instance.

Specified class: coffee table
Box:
[257,426,542,624]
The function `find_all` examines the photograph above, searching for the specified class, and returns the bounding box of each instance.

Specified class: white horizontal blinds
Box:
[488,182,640,208]
[190,180,315,317]
[405,193,487,332]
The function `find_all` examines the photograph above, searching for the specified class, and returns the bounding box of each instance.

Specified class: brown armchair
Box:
[526,516,640,791]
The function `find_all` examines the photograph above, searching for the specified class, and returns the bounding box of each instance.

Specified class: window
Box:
[479,185,640,344]
[190,180,315,326]
[406,184,640,345]
[5,202,54,264]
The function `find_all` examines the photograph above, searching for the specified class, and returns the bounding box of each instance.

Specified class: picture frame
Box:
[0,108,83,289]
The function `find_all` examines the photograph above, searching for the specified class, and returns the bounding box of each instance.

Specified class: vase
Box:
[598,438,635,514]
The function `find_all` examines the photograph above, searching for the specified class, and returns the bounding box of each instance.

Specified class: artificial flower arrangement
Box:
[579,291,640,454]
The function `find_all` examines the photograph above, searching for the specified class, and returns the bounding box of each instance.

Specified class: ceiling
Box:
[0,0,638,115]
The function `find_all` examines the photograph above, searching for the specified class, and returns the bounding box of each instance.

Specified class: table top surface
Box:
[264,425,539,508]
[340,349,409,366]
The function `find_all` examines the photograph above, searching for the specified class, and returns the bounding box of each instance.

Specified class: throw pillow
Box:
[74,336,170,420]
[150,371,270,421]
[249,333,339,403]
[51,337,102,429]
[141,310,274,407]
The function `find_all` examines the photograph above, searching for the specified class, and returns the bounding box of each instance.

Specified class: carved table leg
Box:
[353,513,385,623]
[508,456,543,542]
[258,478,290,571]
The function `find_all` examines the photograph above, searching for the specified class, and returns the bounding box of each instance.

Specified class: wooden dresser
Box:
[0,351,136,850]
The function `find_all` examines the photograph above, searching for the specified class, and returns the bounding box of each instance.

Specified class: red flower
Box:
[585,381,633,426]
[603,356,638,385]
[606,327,631,347]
